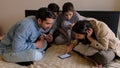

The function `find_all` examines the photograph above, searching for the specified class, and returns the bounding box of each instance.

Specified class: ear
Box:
[37,18,42,24]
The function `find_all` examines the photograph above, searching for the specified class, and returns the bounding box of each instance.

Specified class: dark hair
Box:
[36,7,55,21]
[72,20,97,44]
[72,20,93,34]
[62,2,74,13]
[48,3,60,12]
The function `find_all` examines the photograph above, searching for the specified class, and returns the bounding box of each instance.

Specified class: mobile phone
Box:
[58,54,71,59]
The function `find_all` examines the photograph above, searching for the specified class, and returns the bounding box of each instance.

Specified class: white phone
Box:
[58,54,71,59]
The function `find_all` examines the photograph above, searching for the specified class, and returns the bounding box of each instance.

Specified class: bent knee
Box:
[90,50,115,65]
[28,50,44,61]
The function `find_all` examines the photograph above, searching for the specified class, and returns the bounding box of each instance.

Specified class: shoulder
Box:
[87,18,112,37]
[14,16,37,34]
[73,11,86,20]
[19,16,36,28]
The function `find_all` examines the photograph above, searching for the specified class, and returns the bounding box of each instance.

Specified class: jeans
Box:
[2,41,47,63]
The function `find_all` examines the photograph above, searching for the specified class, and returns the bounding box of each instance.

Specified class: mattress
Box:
[0,45,120,68]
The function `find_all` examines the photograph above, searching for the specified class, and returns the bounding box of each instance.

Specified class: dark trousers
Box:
[74,50,115,66]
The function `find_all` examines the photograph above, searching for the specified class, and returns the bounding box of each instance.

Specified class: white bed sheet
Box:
[0,45,120,68]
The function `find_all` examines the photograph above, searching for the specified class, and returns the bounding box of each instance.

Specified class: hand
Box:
[35,36,45,48]
[68,23,75,29]
[45,34,53,42]
[86,28,93,39]
[86,28,94,42]
[65,44,74,53]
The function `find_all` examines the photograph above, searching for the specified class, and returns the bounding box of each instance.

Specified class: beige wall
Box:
[0,0,120,33]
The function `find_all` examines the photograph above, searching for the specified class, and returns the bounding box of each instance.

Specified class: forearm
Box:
[12,41,36,52]
[70,39,78,47]
[59,28,68,37]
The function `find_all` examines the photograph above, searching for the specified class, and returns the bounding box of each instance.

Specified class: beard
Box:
[78,36,91,45]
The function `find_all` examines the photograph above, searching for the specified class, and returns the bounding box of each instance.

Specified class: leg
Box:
[55,34,67,45]
[2,40,48,63]
[84,56,102,68]
[73,50,102,68]
[88,50,115,66]
[3,49,44,63]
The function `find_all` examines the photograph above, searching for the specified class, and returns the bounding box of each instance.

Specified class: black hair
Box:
[48,3,60,12]
[72,20,97,44]
[36,7,55,21]
[72,20,93,34]
[62,2,74,13]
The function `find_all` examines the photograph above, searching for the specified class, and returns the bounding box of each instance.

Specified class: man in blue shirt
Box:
[0,7,55,66]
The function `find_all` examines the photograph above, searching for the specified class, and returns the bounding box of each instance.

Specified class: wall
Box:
[0,0,120,33]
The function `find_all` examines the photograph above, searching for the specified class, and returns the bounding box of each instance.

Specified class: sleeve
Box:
[12,23,36,52]
[71,39,78,46]
[75,12,86,21]
[90,22,110,50]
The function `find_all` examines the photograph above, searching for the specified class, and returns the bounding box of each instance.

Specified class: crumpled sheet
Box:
[0,45,120,68]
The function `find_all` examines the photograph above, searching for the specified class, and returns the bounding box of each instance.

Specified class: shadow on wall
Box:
[114,0,120,39]
[114,0,120,11]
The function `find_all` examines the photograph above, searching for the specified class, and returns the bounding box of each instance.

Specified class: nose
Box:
[47,24,52,29]
[66,16,71,20]
[75,36,79,39]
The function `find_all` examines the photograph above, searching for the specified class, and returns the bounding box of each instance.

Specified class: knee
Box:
[55,36,67,45]
[92,50,115,65]
[31,50,44,61]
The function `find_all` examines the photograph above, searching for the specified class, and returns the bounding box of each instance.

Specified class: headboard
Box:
[25,10,120,36]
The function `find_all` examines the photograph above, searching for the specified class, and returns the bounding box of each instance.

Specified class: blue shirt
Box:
[0,16,50,52]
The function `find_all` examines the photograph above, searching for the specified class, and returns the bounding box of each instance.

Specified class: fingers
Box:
[44,34,53,42]
[86,28,93,37]
[39,35,45,40]
[65,46,72,54]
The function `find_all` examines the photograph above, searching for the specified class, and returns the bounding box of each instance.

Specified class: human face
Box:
[64,11,74,20]
[73,32,86,39]
[54,12,59,17]
[37,18,54,30]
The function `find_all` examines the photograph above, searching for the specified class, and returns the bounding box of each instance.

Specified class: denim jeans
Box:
[2,41,47,63]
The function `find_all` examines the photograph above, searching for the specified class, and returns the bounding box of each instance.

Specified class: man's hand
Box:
[35,35,45,48]
[45,34,53,42]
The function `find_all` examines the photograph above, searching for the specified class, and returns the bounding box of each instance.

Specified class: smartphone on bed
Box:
[58,53,71,59]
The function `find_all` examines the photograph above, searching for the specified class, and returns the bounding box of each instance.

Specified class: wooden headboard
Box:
[25,10,120,36]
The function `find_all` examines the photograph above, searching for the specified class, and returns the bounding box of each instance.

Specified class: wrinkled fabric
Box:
[0,16,50,62]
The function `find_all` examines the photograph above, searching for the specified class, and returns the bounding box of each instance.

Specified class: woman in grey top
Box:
[55,2,85,45]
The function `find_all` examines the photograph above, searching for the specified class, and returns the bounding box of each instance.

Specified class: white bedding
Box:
[0,45,120,68]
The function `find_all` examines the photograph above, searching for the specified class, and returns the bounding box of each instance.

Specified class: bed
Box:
[0,10,120,68]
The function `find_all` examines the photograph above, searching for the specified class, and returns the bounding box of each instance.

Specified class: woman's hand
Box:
[68,23,75,29]
[65,44,74,53]
[86,28,94,42]
[86,28,93,38]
